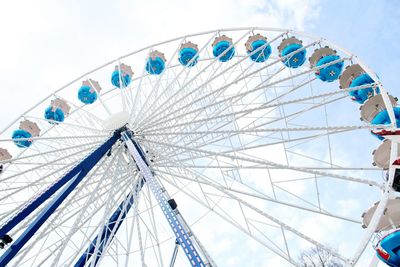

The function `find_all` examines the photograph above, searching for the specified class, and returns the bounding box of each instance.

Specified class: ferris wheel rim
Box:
[0,27,396,267]
[0,27,395,136]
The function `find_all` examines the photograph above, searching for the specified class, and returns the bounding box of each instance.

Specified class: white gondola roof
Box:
[0,148,12,161]
[19,120,40,137]
[148,51,166,62]
[309,46,336,67]
[373,139,400,169]
[212,35,233,47]
[245,34,267,51]
[277,36,302,53]
[360,94,397,123]
[339,64,365,89]
[114,63,134,76]
[51,98,71,115]
[362,198,400,231]
[82,79,102,93]
[180,41,198,51]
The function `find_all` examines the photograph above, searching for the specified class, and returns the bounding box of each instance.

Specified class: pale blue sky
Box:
[0,0,398,118]
[312,0,400,94]
[0,1,398,266]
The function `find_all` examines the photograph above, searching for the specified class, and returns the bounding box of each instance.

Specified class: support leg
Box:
[74,177,144,267]
[0,132,121,266]
[122,131,216,267]
[169,240,179,267]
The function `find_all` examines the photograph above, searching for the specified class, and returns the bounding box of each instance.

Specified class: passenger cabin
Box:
[277,36,306,68]
[376,229,400,267]
[145,51,166,75]
[245,34,271,63]
[78,79,102,104]
[339,64,379,104]
[212,35,235,62]
[179,42,199,67]
[111,63,133,88]
[44,98,71,123]
[12,120,41,148]
[309,46,343,82]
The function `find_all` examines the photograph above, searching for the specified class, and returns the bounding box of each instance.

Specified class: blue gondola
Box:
[44,98,70,124]
[146,51,166,75]
[111,63,133,88]
[315,55,343,82]
[371,107,400,125]
[78,79,102,104]
[376,229,400,267]
[179,42,199,67]
[78,85,97,104]
[349,73,379,104]
[245,34,271,63]
[111,71,131,88]
[371,107,400,140]
[12,129,32,148]
[278,37,306,68]
[339,64,380,104]
[309,47,343,82]
[212,35,235,62]
[12,120,40,148]
[44,107,65,123]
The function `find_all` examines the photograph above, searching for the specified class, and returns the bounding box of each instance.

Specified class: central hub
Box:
[103,111,130,131]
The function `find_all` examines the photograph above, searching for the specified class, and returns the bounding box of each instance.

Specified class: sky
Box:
[0,0,399,266]
[0,0,398,122]
[0,0,399,124]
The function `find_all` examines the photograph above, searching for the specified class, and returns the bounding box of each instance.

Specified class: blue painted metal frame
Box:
[122,131,207,267]
[0,131,121,267]
[74,177,145,267]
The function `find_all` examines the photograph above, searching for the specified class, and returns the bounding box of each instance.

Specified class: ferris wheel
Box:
[0,27,399,267]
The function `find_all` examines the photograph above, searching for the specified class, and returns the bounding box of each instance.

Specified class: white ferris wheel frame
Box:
[0,27,397,267]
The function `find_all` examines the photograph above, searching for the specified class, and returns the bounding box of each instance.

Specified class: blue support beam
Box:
[122,131,210,267]
[74,177,145,267]
[0,131,121,267]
